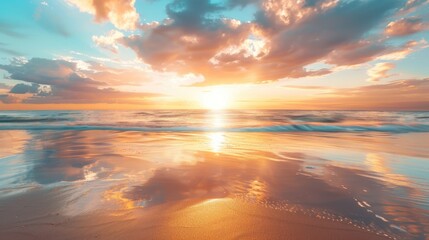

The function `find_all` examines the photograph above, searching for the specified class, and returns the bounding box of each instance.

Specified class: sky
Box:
[0,0,428,110]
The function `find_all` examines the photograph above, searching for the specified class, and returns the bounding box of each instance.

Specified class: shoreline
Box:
[0,190,392,240]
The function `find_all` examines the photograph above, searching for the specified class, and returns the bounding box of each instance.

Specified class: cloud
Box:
[92,30,124,53]
[121,0,253,85]
[0,94,20,104]
[66,0,139,30]
[325,40,387,66]
[367,62,395,82]
[378,40,428,61]
[400,0,429,13]
[385,17,427,37]
[325,37,427,66]
[305,78,429,110]
[75,59,204,87]
[0,58,158,104]
[119,0,408,85]
[9,83,41,94]
[227,0,259,8]
[0,58,101,87]
[283,85,332,90]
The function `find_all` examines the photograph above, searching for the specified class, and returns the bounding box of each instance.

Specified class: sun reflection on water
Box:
[206,111,227,152]
[247,179,267,201]
[208,132,225,152]
[365,153,410,187]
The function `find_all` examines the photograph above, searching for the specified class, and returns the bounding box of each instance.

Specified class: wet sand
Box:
[1,127,428,239]
[0,188,390,240]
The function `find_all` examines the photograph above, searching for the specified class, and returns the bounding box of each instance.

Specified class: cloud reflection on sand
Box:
[0,125,428,239]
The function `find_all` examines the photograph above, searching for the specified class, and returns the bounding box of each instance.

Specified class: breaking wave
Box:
[1,123,429,133]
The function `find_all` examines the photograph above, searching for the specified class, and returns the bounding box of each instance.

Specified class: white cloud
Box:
[367,62,395,82]
[92,30,124,53]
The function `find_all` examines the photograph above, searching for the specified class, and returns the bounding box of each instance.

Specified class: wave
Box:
[284,114,346,123]
[0,115,70,123]
[1,124,429,133]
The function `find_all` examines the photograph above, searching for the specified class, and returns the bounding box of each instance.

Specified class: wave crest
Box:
[1,124,429,133]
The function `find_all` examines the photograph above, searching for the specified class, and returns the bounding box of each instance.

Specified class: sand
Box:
[0,188,391,240]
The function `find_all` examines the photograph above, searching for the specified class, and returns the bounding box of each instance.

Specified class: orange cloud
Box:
[304,78,429,110]
[120,0,407,85]
[66,0,139,30]
[366,62,395,82]
[385,17,427,37]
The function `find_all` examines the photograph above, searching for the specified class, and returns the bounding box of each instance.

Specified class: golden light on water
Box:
[208,132,225,152]
[104,189,137,210]
[207,111,226,152]
[365,153,410,187]
[247,179,267,201]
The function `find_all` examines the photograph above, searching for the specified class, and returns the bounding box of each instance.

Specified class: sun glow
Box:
[208,132,225,152]
[201,88,230,110]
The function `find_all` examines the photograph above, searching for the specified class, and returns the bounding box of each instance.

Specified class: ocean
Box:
[0,110,428,239]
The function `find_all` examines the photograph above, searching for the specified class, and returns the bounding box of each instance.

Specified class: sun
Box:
[200,87,230,110]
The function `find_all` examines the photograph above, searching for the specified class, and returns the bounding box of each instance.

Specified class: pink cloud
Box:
[66,0,139,30]
[299,78,429,110]
[385,17,427,37]
[119,0,409,85]
[366,62,395,82]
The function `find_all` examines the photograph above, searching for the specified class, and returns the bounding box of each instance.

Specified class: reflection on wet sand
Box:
[365,153,410,187]
[207,132,225,153]
[0,129,428,239]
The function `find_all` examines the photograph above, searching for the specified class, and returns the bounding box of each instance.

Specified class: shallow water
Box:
[0,110,428,239]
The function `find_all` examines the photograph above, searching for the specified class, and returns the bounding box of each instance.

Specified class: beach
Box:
[0,110,428,239]
[0,194,392,240]
[2,0,429,238]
